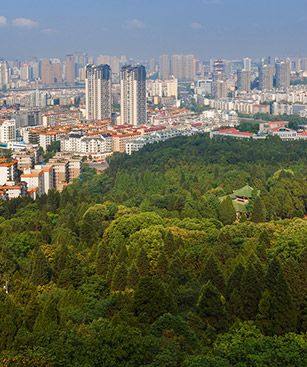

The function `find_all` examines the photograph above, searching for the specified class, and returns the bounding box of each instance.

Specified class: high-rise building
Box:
[30,61,40,80]
[213,80,228,98]
[259,64,274,90]
[120,65,147,126]
[85,64,112,121]
[148,58,157,75]
[243,57,252,72]
[171,54,195,81]
[159,55,171,80]
[65,54,75,83]
[20,64,30,81]
[52,61,62,83]
[237,69,251,92]
[96,55,121,74]
[0,61,9,89]
[41,59,62,84]
[165,77,178,99]
[41,59,52,84]
[275,60,290,89]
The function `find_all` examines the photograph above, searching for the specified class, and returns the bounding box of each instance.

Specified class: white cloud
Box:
[124,19,145,30]
[190,22,203,30]
[12,17,38,29]
[42,28,58,35]
[0,16,7,27]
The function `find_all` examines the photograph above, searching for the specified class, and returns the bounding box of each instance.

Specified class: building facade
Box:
[85,64,112,120]
[120,65,147,126]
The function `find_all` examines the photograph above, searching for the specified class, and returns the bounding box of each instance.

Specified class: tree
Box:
[240,261,263,320]
[256,289,272,335]
[200,255,225,294]
[218,197,236,225]
[261,257,297,335]
[111,264,127,291]
[226,263,244,300]
[183,355,231,367]
[127,263,139,289]
[197,281,228,332]
[31,249,50,286]
[156,251,169,279]
[133,277,175,323]
[34,295,59,343]
[96,242,110,277]
[136,247,150,276]
[251,196,266,223]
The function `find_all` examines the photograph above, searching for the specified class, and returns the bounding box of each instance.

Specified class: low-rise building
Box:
[0,159,18,185]
[0,182,27,200]
[210,128,254,139]
[113,132,142,153]
[270,127,298,140]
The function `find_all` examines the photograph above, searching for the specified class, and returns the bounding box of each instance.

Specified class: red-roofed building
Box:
[210,128,254,139]
[298,131,307,140]
[259,121,288,134]
[112,132,142,152]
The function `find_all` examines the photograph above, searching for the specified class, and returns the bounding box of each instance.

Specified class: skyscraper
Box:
[159,55,171,80]
[213,80,228,98]
[243,57,252,72]
[41,59,62,84]
[170,55,195,81]
[41,59,53,84]
[85,64,112,121]
[0,61,9,88]
[259,64,274,91]
[120,65,147,126]
[275,60,290,89]
[212,59,225,80]
[65,54,75,83]
[237,69,251,92]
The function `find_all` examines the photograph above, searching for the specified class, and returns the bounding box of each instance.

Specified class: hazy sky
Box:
[1,0,307,60]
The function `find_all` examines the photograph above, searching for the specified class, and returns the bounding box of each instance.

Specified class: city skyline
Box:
[1,0,307,59]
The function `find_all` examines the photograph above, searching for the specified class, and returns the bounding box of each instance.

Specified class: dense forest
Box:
[0,135,306,366]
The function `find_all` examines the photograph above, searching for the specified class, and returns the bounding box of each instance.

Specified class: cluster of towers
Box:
[85,64,147,126]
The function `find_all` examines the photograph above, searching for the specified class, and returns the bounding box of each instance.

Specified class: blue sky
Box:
[0,0,307,59]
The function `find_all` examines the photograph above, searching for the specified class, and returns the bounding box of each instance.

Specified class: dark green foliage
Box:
[127,263,139,289]
[240,261,263,320]
[156,251,169,279]
[251,196,266,223]
[134,277,175,323]
[218,197,236,225]
[197,281,228,332]
[200,255,225,293]
[96,242,109,277]
[31,249,50,286]
[0,136,306,365]
[260,258,297,335]
[136,247,150,276]
[226,263,244,299]
[111,264,127,291]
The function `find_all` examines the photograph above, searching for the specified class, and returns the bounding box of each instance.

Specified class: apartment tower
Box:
[120,65,147,126]
[85,64,112,120]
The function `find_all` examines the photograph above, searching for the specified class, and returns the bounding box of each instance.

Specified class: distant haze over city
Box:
[1,0,307,59]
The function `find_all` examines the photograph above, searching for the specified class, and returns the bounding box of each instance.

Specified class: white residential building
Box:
[85,64,112,120]
[120,65,147,126]
[60,133,112,155]
[0,160,18,185]
[0,120,17,143]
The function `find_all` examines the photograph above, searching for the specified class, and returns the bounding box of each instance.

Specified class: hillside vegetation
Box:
[0,135,306,366]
